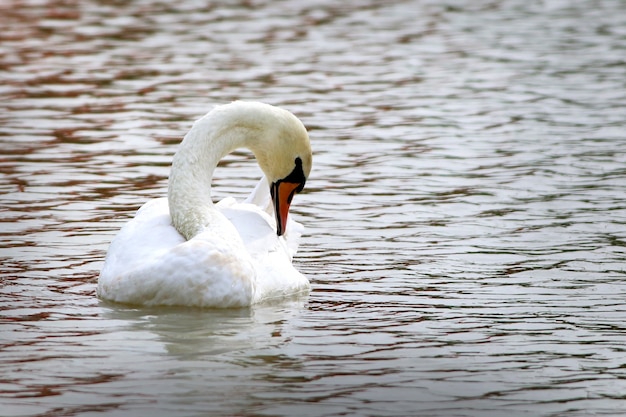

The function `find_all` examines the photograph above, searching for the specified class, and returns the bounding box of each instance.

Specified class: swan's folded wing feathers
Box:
[219,203,279,257]
[100,238,256,307]
[244,175,273,216]
[99,198,184,283]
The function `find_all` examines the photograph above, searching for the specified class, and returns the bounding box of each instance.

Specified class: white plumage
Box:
[98,102,312,308]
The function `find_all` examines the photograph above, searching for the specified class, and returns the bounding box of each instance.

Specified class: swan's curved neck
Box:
[167,114,255,240]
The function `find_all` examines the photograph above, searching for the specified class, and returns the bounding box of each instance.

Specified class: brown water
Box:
[2,1,626,416]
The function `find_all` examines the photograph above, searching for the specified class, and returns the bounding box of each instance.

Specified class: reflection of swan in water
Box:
[98,300,309,414]
[100,299,308,358]
[98,101,313,308]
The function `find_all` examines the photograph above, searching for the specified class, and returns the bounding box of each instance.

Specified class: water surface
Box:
[2,1,626,416]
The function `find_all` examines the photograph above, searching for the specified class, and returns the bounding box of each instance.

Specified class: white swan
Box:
[97,101,312,308]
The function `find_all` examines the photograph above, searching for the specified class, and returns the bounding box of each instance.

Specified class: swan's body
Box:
[98,101,312,308]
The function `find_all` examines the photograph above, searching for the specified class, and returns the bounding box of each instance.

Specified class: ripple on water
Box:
[2,0,626,416]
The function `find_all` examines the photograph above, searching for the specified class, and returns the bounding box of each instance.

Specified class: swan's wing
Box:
[218,197,304,258]
[100,233,256,307]
[99,198,185,287]
[218,202,280,258]
[243,175,272,216]
[238,175,305,256]
[282,215,304,257]
[99,198,257,307]
[218,201,309,303]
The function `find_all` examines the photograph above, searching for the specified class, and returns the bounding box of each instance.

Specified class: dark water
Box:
[2,1,626,416]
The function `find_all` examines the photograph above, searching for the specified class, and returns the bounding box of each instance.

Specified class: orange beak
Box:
[271,181,302,236]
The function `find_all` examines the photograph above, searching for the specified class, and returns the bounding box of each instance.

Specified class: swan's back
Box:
[98,184,308,307]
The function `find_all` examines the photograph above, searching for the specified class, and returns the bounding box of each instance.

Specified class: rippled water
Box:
[2,0,626,416]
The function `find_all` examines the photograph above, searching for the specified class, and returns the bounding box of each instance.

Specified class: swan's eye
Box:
[281,157,306,186]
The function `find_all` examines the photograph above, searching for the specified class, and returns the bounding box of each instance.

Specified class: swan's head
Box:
[268,154,310,237]
[169,101,311,240]
[246,103,312,236]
